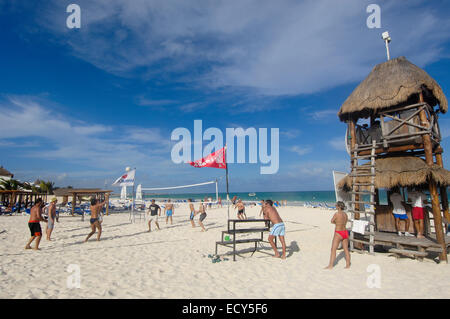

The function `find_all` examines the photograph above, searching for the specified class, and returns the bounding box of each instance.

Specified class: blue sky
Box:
[1,0,450,193]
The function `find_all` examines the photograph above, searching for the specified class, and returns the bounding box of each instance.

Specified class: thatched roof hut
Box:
[338,156,450,191]
[338,56,448,121]
[0,166,14,178]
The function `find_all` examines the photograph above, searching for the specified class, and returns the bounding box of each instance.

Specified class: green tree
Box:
[39,180,55,195]
[0,178,24,190]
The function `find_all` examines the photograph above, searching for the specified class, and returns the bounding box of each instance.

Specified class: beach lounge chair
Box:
[73,207,84,215]
[309,202,319,208]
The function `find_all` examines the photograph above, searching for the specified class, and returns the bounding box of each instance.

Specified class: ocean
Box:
[112,189,450,207]
[113,190,388,206]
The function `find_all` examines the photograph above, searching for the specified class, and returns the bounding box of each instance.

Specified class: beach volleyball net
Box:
[141,180,219,204]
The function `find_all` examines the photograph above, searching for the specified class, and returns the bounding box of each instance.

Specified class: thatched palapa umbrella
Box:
[338,56,447,121]
[338,156,450,191]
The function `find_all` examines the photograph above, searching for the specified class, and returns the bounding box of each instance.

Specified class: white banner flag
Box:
[112,169,136,187]
[332,170,351,211]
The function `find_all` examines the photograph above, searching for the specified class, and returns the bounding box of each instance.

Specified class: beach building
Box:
[0,190,48,214]
[0,166,14,181]
[53,188,113,216]
[337,56,450,262]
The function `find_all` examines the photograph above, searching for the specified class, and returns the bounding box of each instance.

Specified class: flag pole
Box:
[215,178,219,204]
[132,168,136,223]
[225,146,230,220]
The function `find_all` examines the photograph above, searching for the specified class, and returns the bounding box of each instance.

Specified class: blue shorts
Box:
[190,212,194,220]
[166,209,173,217]
[270,223,285,236]
[394,214,408,220]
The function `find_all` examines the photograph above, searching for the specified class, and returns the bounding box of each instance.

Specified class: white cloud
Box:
[328,136,347,152]
[311,109,338,121]
[31,0,450,97]
[179,102,208,113]
[288,145,312,157]
[287,159,350,179]
[0,96,174,176]
[280,129,301,139]
[136,96,178,107]
[440,119,450,139]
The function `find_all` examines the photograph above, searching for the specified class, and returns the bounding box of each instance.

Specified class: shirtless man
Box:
[188,199,196,228]
[325,201,350,269]
[165,199,174,225]
[196,201,207,232]
[236,199,246,220]
[147,199,161,232]
[84,195,108,242]
[46,198,57,241]
[265,200,286,259]
[25,198,46,250]
[259,200,266,218]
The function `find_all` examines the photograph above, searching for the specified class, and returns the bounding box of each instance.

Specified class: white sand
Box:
[0,206,449,299]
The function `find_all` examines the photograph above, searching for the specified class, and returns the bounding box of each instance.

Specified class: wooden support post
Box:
[418,246,425,262]
[12,192,17,212]
[435,153,450,224]
[106,193,110,216]
[419,93,447,262]
[428,180,446,259]
[18,194,23,214]
[349,120,360,220]
[349,120,356,152]
[72,193,76,216]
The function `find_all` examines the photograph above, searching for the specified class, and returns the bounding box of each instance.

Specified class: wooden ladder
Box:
[349,140,376,255]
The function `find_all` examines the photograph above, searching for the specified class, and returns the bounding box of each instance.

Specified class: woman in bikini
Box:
[325,201,351,269]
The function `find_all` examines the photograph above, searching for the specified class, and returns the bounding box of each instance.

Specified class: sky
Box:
[0,0,450,193]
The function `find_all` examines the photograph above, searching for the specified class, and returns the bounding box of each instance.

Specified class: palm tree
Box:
[39,180,55,195]
[0,178,23,190]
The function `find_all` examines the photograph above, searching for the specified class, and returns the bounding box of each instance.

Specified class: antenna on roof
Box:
[381,31,391,61]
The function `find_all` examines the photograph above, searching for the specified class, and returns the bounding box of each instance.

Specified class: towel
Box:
[352,220,369,235]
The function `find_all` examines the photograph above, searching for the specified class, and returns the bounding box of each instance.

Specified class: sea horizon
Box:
[111,190,373,205]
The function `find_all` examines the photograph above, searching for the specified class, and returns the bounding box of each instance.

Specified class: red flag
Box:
[189,146,227,169]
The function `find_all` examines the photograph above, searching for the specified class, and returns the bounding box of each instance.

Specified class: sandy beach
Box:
[1,205,449,299]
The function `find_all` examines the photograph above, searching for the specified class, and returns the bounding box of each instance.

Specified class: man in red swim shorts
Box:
[407,188,428,239]
[25,198,46,250]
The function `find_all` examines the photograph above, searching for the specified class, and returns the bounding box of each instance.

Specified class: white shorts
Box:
[149,215,159,222]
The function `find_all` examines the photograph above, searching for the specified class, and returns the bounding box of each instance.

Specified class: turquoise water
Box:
[120,191,340,205]
[115,189,450,206]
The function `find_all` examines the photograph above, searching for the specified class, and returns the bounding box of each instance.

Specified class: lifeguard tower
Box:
[337,55,450,262]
